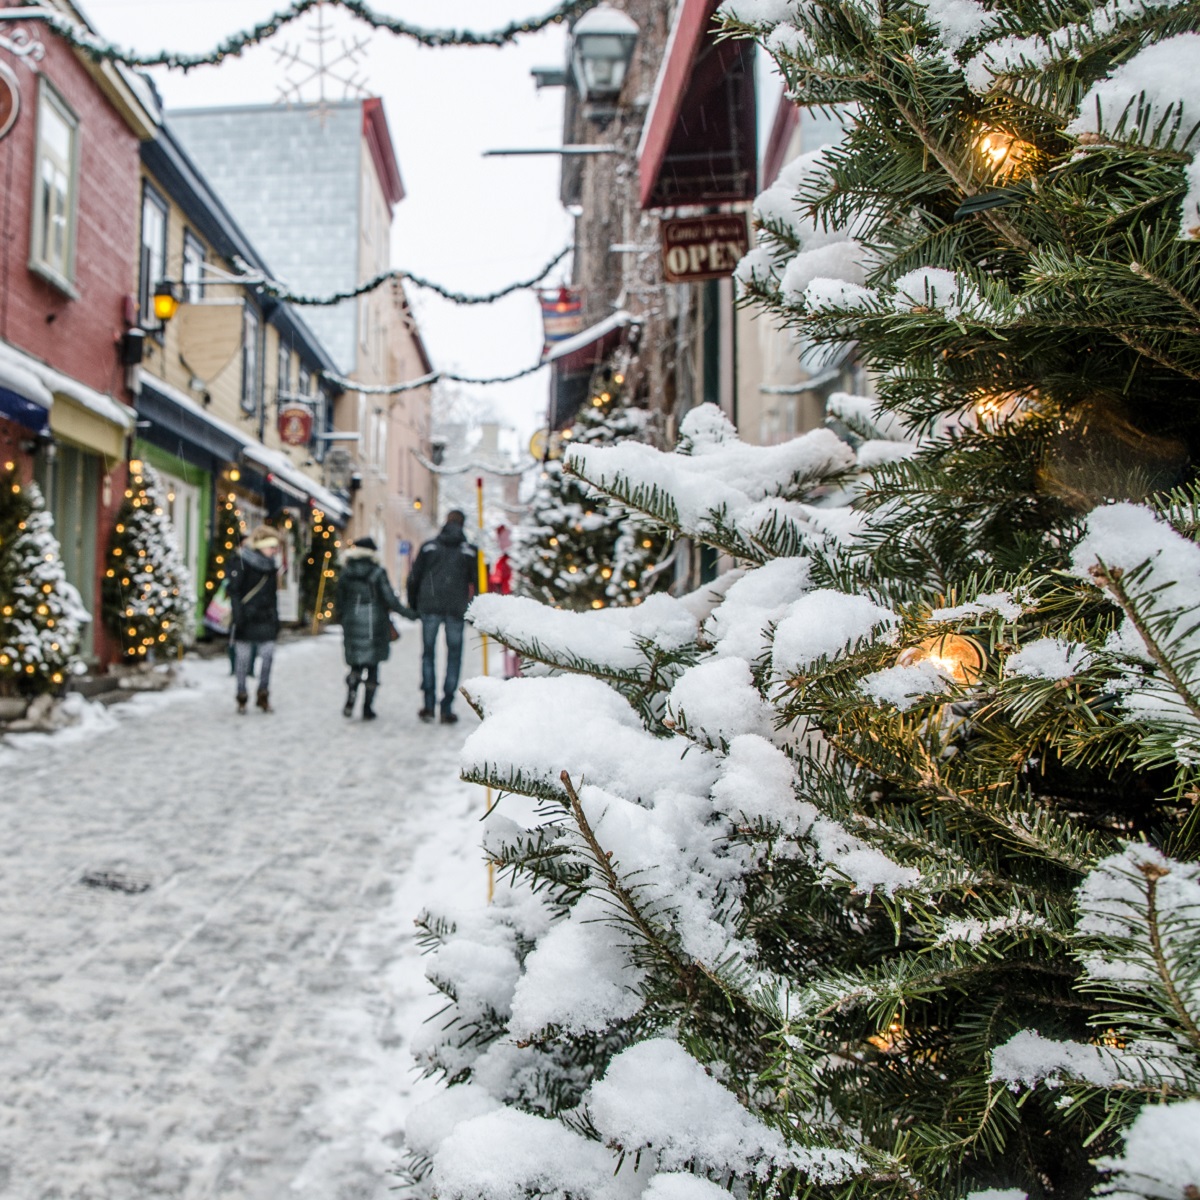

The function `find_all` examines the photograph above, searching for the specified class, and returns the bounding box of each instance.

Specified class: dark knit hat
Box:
[446,510,466,525]
[353,536,378,551]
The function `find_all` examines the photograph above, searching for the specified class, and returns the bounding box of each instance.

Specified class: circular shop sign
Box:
[0,61,19,142]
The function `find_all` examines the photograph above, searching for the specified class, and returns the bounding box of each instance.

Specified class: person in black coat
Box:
[227,525,281,714]
[406,510,477,724]
[336,536,412,720]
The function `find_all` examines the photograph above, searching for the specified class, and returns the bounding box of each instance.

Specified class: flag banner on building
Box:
[540,287,584,354]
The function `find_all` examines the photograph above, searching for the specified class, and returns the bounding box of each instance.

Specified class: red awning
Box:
[544,310,638,375]
[637,0,757,210]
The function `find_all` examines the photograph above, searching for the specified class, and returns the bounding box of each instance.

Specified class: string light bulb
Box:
[896,634,986,685]
[973,127,1033,179]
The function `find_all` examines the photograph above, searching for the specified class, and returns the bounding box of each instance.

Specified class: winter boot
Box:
[362,685,378,721]
[344,676,359,718]
[256,689,272,713]
[236,692,248,714]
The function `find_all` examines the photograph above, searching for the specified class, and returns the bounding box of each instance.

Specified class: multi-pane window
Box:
[31,83,78,286]
[138,184,168,330]
[182,231,206,303]
[298,364,311,396]
[241,305,260,415]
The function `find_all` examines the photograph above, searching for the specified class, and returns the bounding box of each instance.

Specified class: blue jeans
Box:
[421,614,465,714]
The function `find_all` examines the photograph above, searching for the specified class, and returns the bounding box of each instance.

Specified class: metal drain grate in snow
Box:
[79,870,151,895]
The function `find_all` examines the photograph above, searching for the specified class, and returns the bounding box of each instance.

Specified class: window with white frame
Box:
[241,306,260,415]
[138,184,168,330]
[182,230,206,304]
[31,82,79,287]
[277,339,291,404]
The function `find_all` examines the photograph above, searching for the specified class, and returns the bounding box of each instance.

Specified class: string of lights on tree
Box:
[0,465,86,695]
[300,508,340,625]
[244,247,571,308]
[101,461,192,662]
[203,487,247,600]
[0,0,601,68]
[512,367,669,611]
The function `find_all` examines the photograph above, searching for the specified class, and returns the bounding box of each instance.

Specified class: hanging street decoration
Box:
[0,0,602,69]
[240,246,571,308]
[274,1,370,107]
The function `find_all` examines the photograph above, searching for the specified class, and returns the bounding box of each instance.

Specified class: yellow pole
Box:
[476,476,496,902]
[311,549,330,635]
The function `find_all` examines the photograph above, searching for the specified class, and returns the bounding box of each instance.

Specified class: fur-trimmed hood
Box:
[344,545,381,565]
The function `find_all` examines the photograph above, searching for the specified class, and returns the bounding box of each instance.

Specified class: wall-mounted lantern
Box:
[152,280,183,324]
[570,4,639,102]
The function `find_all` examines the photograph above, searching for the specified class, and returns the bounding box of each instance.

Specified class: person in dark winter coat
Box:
[407,510,477,724]
[336,536,411,720]
[227,525,281,714]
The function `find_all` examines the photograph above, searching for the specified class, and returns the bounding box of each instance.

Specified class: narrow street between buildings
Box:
[0,630,488,1200]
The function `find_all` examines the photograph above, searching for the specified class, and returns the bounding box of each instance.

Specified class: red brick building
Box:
[0,4,156,666]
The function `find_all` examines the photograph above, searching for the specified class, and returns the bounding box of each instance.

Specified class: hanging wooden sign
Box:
[278,402,314,446]
[660,213,751,284]
[176,300,243,384]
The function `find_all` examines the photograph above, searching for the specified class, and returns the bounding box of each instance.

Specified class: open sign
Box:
[660,213,751,284]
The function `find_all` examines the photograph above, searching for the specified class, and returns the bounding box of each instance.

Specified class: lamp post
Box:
[570,4,639,103]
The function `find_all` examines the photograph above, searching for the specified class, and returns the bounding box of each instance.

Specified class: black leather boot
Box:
[362,685,377,720]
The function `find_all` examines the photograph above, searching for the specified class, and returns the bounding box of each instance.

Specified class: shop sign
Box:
[278,402,314,446]
[660,213,751,284]
[0,61,20,142]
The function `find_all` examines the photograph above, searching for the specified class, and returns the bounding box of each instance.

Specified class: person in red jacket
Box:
[487,525,520,680]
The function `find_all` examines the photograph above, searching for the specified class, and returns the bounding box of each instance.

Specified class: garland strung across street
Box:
[0,0,601,67]
[244,247,571,308]
[321,359,551,395]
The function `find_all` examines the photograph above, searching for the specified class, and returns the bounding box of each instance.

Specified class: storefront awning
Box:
[542,310,638,374]
[0,349,54,435]
[138,370,251,464]
[1,338,134,454]
[636,0,757,210]
[242,443,350,525]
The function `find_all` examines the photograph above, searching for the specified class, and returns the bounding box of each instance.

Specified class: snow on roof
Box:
[542,310,638,364]
[0,339,132,429]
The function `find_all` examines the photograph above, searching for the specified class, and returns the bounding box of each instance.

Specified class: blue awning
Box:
[0,387,51,434]
[0,345,55,434]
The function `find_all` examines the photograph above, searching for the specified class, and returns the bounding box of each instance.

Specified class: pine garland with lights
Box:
[300,509,340,624]
[101,461,192,662]
[203,488,246,609]
[0,468,87,697]
[512,371,668,610]
[403,5,1200,1200]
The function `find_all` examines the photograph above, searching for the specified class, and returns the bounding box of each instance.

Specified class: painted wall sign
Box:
[0,61,20,142]
[660,212,751,284]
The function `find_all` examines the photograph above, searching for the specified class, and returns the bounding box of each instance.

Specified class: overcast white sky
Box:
[78,0,575,445]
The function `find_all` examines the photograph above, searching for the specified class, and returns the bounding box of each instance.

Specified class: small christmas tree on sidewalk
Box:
[300,507,340,625]
[202,488,245,616]
[513,369,669,610]
[101,459,191,662]
[0,466,87,696]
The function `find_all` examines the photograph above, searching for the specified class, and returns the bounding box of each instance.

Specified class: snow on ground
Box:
[0,628,491,1199]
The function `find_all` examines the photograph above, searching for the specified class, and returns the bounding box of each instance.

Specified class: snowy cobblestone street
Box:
[0,631,487,1200]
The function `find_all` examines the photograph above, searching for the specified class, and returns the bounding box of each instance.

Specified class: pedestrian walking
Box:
[228,525,281,714]
[407,509,477,724]
[336,536,411,720]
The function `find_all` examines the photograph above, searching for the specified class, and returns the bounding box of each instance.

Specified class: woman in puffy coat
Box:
[335,536,411,720]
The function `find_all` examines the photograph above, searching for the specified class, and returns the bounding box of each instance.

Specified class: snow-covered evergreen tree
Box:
[301,506,340,624]
[0,468,87,696]
[401,4,1200,1200]
[101,460,191,662]
[513,373,668,610]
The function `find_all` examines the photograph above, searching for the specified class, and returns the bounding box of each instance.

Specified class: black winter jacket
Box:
[228,547,280,643]
[407,522,477,619]
[336,548,406,666]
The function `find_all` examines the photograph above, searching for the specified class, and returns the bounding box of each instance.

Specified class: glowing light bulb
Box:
[896,634,986,685]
